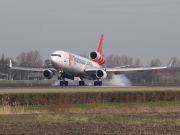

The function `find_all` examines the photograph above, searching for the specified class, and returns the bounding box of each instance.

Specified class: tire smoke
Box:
[103,74,131,86]
[52,74,131,86]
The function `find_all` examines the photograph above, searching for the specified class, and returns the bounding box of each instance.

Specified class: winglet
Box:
[9,59,12,68]
[168,59,173,68]
[97,34,104,54]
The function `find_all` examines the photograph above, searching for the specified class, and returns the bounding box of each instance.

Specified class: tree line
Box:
[0,50,49,80]
[0,50,180,84]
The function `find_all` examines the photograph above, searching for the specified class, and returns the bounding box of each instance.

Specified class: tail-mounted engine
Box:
[90,51,106,65]
[43,69,54,79]
[90,34,106,65]
[96,69,107,79]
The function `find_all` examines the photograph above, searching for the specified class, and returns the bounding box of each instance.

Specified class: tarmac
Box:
[0,86,180,94]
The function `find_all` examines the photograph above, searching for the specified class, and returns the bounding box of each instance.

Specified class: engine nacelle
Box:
[43,69,54,79]
[90,51,106,65]
[90,51,100,60]
[96,70,107,79]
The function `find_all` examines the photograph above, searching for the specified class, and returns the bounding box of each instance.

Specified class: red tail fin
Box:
[90,34,106,65]
[97,34,104,54]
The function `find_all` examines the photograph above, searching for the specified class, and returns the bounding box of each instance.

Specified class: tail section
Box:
[168,59,174,68]
[89,34,106,65]
[97,34,104,54]
[9,59,12,68]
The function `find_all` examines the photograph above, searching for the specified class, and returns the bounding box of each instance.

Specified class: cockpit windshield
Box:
[51,54,61,57]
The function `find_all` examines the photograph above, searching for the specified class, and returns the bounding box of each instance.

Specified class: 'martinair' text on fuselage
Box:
[69,54,93,67]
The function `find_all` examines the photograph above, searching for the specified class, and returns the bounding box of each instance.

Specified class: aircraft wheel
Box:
[60,81,64,86]
[99,81,102,86]
[94,81,98,86]
[79,81,85,86]
[79,81,82,86]
[94,81,102,86]
[64,81,68,86]
[82,81,85,86]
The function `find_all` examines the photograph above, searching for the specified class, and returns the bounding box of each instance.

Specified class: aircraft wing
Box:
[9,60,56,72]
[105,66,167,74]
[10,66,54,72]
[85,66,167,73]
[85,59,173,74]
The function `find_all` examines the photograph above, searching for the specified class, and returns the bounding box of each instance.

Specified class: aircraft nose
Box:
[50,56,58,65]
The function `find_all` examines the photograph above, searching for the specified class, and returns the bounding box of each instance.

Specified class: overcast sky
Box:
[0,0,180,65]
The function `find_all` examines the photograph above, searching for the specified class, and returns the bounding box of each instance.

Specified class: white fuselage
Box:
[50,50,100,79]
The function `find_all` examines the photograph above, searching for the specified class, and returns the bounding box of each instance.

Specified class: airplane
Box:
[9,34,173,86]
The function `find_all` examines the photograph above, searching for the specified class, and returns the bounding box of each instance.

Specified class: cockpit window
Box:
[51,54,61,57]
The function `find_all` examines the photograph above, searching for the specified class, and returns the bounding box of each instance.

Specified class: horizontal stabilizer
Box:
[168,59,174,68]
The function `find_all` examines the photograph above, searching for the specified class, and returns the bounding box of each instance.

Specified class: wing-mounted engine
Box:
[90,51,106,65]
[43,69,54,79]
[96,69,107,79]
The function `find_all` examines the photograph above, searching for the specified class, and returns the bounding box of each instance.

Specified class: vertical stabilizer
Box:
[9,59,12,68]
[97,34,104,54]
[90,34,106,65]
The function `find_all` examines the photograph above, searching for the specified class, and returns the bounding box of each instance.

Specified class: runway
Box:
[0,86,180,94]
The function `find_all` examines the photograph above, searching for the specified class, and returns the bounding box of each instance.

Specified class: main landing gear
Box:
[58,76,102,86]
[59,80,85,86]
[79,78,85,86]
[79,81,85,86]
[60,80,68,86]
[58,76,68,86]
[94,81,102,86]
[58,76,85,86]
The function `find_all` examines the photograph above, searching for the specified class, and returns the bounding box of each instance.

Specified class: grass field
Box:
[0,86,180,134]
[0,101,180,134]
[0,113,180,134]
[0,102,180,135]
